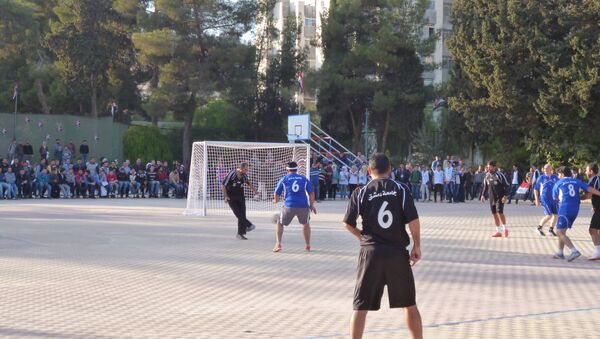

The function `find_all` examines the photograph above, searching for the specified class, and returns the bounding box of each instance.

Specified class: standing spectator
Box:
[329,164,339,200]
[23,141,34,162]
[431,155,440,172]
[67,141,76,160]
[409,165,422,201]
[7,139,17,163]
[454,165,463,202]
[572,168,584,181]
[420,165,431,202]
[472,166,485,199]
[39,141,49,161]
[508,165,522,204]
[62,145,72,165]
[318,164,327,201]
[310,163,321,202]
[358,164,368,187]
[348,164,359,194]
[53,139,63,162]
[79,140,90,163]
[338,166,349,199]
[527,165,541,204]
[444,161,455,203]
[16,141,24,162]
[464,168,474,201]
[395,164,410,185]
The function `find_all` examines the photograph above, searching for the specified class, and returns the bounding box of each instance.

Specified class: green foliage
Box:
[448,0,600,166]
[318,0,435,155]
[192,99,252,141]
[122,125,173,162]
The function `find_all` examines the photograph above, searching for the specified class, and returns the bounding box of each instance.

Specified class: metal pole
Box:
[13,92,17,140]
[364,108,369,158]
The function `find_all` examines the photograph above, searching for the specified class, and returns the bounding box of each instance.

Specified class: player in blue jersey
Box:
[273,161,317,253]
[533,164,559,237]
[552,166,600,261]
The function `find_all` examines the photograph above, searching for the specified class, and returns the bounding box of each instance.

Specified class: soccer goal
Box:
[185,141,311,216]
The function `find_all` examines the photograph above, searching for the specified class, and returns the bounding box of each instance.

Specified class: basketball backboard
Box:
[287,114,310,141]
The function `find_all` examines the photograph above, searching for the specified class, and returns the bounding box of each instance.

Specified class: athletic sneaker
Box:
[552,253,565,259]
[492,232,503,238]
[236,234,248,240]
[587,254,600,261]
[246,224,256,232]
[536,227,545,236]
[549,228,557,237]
[567,251,582,262]
[504,229,509,238]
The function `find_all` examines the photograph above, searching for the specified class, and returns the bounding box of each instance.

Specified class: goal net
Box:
[185,141,311,216]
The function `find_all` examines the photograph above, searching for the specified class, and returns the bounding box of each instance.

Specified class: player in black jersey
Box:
[585,163,600,260]
[222,162,258,240]
[480,160,510,237]
[343,153,422,339]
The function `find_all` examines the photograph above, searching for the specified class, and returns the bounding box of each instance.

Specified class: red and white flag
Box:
[12,84,18,100]
[297,72,304,93]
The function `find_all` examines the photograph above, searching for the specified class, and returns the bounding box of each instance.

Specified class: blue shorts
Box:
[556,213,578,229]
[541,200,558,216]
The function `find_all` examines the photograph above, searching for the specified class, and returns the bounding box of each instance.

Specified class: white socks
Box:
[595,245,600,256]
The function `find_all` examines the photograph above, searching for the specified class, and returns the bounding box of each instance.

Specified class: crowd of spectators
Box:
[1,138,188,200]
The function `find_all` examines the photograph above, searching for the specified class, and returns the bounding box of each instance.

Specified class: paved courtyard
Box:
[1,199,599,338]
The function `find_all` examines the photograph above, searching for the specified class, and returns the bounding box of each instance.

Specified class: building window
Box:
[304,5,316,18]
[305,18,316,27]
[442,56,452,69]
[424,78,433,86]
[429,0,435,10]
[441,29,452,39]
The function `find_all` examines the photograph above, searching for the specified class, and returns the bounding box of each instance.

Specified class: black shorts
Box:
[353,245,416,311]
[591,210,600,230]
[490,199,504,214]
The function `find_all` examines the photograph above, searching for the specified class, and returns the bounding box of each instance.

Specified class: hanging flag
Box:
[37,121,44,129]
[57,124,63,133]
[75,120,81,128]
[12,84,18,101]
[25,117,31,124]
[297,72,304,93]
[94,135,100,142]
[433,98,446,110]
[1,128,6,135]
[45,134,51,140]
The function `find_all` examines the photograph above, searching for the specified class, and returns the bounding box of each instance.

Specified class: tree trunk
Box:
[182,110,193,169]
[380,111,391,153]
[151,115,158,126]
[91,74,98,118]
[35,79,51,115]
[348,108,361,153]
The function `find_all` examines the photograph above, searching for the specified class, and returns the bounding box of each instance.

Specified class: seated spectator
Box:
[117,167,130,198]
[107,170,118,198]
[169,168,183,198]
[157,167,169,198]
[4,166,17,200]
[87,170,99,198]
[136,168,147,198]
[36,168,51,198]
[58,168,70,198]
[99,171,110,198]
[75,169,88,198]
[130,169,141,198]
[147,165,159,198]
[49,169,60,198]
[66,169,76,198]
[16,168,32,198]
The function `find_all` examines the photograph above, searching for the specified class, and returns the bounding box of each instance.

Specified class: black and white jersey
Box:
[588,176,600,210]
[481,171,509,201]
[343,178,419,248]
[222,169,248,198]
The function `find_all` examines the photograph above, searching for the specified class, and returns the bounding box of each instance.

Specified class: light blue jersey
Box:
[275,172,313,208]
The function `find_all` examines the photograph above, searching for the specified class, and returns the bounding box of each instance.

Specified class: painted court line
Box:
[302,306,600,338]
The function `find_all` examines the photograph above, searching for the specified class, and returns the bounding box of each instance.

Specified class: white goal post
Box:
[184,141,311,216]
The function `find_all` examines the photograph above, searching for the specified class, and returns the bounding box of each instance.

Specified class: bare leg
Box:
[551,215,558,228]
[499,213,506,225]
[303,223,311,251]
[492,214,501,227]
[539,215,551,227]
[273,222,283,252]
[350,310,367,339]
[557,229,574,250]
[405,306,423,339]
[590,229,600,246]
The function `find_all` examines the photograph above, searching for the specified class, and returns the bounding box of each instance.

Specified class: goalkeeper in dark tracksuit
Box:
[222,162,258,240]
[480,160,511,238]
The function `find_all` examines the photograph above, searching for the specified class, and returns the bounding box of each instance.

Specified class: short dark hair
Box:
[487,160,497,167]
[556,166,572,177]
[368,153,391,174]
[238,162,248,169]
[588,163,598,175]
